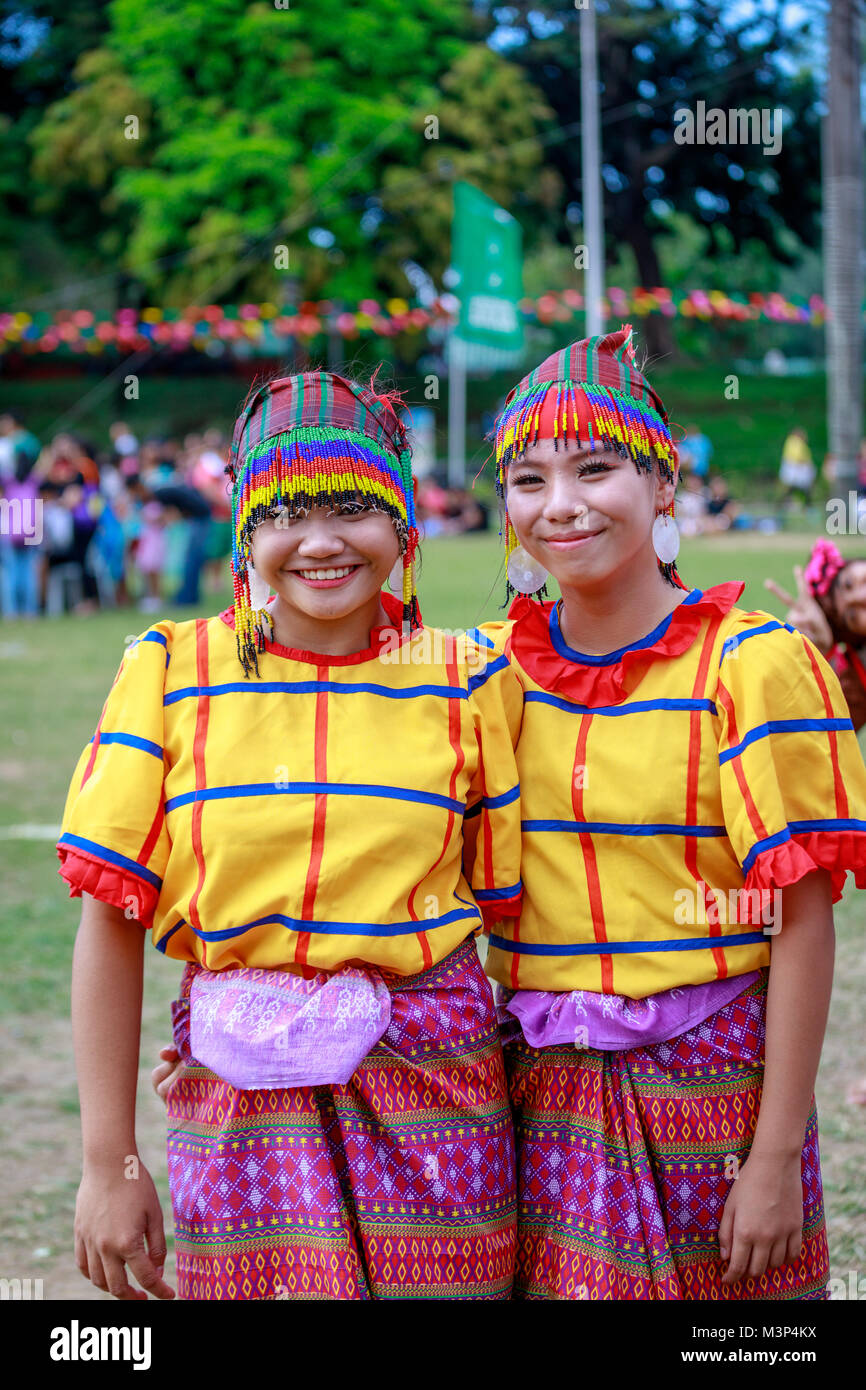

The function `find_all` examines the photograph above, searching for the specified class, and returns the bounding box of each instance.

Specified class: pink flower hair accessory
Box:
[804,538,846,598]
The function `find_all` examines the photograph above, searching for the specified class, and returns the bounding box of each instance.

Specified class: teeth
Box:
[298,566,354,580]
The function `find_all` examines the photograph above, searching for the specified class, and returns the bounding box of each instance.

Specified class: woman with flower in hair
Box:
[476,324,866,1300]
[58,368,523,1301]
[764,539,866,732]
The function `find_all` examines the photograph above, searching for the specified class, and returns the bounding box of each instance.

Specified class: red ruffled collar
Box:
[508,580,745,706]
[218,588,419,666]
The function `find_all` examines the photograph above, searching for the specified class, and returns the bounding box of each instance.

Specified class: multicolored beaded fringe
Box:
[493,379,684,596]
[231,427,419,677]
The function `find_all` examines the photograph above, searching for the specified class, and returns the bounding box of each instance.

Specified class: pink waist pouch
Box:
[181,963,392,1090]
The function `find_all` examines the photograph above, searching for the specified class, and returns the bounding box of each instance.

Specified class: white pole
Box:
[823,0,863,496]
[447,331,466,487]
[580,4,605,336]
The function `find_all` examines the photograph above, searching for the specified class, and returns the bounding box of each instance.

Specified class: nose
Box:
[294,517,346,557]
[541,475,588,524]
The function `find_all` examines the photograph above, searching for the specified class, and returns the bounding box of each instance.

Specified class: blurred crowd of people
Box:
[0,410,233,618]
[3,407,866,621]
[0,409,492,620]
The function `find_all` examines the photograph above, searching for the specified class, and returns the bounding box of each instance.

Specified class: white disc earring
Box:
[652,512,680,564]
[387,557,404,594]
[247,562,272,611]
[507,544,549,595]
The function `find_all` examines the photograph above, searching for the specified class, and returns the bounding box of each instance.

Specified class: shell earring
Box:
[247,561,272,611]
[387,558,404,593]
[507,544,549,595]
[652,511,680,565]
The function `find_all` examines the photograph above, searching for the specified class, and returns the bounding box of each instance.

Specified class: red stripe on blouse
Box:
[474,726,495,892]
[801,636,849,820]
[716,680,770,845]
[685,620,728,978]
[296,666,330,969]
[407,637,465,970]
[188,619,211,967]
[572,712,612,993]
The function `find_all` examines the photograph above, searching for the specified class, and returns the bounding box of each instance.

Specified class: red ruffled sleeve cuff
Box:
[56,846,158,929]
[476,889,523,933]
[744,831,866,906]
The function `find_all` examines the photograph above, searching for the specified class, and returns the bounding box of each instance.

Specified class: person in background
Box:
[704,473,742,532]
[109,420,139,467]
[764,538,866,733]
[779,427,815,507]
[678,423,713,480]
[0,410,41,482]
[188,428,233,594]
[0,442,43,618]
[675,468,709,537]
[150,470,212,607]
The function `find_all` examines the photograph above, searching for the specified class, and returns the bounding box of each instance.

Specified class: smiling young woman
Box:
[58,367,524,1302]
[477,324,866,1302]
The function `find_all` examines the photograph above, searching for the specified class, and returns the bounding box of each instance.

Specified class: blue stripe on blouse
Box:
[474,881,523,903]
[720,717,853,764]
[719,620,796,663]
[489,931,768,957]
[164,782,467,815]
[164,680,467,705]
[156,903,481,948]
[521,819,727,838]
[523,691,718,717]
[88,731,163,760]
[57,833,163,890]
[741,819,866,874]
[467,653,510,695]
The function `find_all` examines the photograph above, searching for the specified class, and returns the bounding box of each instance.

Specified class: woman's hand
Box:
[74,1162,175,1300]
[151,1044,184,1101]
[718,1150,804,1285]
[764,566,834,654]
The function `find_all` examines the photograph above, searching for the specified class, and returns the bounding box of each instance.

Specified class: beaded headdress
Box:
[493,323,685,592]
[225,369,419,676]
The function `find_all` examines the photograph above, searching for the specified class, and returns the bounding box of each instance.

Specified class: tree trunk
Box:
[623,221,674,362]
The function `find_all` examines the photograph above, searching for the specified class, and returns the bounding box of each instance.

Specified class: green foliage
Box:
[13,0,554,312]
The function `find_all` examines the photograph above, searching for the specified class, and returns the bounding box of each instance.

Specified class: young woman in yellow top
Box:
[477,325,866,1300]
[59,369,523,1301]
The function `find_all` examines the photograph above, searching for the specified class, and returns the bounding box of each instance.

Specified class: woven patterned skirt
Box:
[166,937,516,1300]
[506,973,829,1300]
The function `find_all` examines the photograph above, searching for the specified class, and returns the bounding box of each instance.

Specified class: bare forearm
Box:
[751,870,834,1159]
[71,893,145,1171]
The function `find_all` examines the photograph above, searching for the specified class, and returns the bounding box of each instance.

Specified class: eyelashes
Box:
[512,463,611,485]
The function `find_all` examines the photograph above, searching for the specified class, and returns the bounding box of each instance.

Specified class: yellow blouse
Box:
[57,592,524,977]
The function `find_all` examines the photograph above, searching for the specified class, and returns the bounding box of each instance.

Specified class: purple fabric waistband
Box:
[497,970,765,1051]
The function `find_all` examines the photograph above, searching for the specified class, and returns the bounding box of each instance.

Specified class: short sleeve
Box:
[56,624,173,929]
[716,620,866,905]
[462,630,524,928]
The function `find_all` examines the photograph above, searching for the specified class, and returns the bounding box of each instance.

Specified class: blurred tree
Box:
[480,0,823,357]
[0,1,112,298]
[19,0,554,324]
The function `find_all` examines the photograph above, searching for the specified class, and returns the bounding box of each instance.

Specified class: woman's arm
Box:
[718,869,834,1285]
[71,892,174,1300]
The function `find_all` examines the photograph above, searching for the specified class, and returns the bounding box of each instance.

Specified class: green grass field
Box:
[1,529,864,1298]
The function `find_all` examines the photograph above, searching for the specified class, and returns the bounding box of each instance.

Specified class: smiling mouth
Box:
[287,563,362,588]
[544,529,603,545]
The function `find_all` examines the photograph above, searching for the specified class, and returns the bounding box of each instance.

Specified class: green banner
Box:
[451,182,523,362]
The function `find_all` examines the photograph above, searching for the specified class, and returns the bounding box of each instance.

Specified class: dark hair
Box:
[819,560,865,648]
